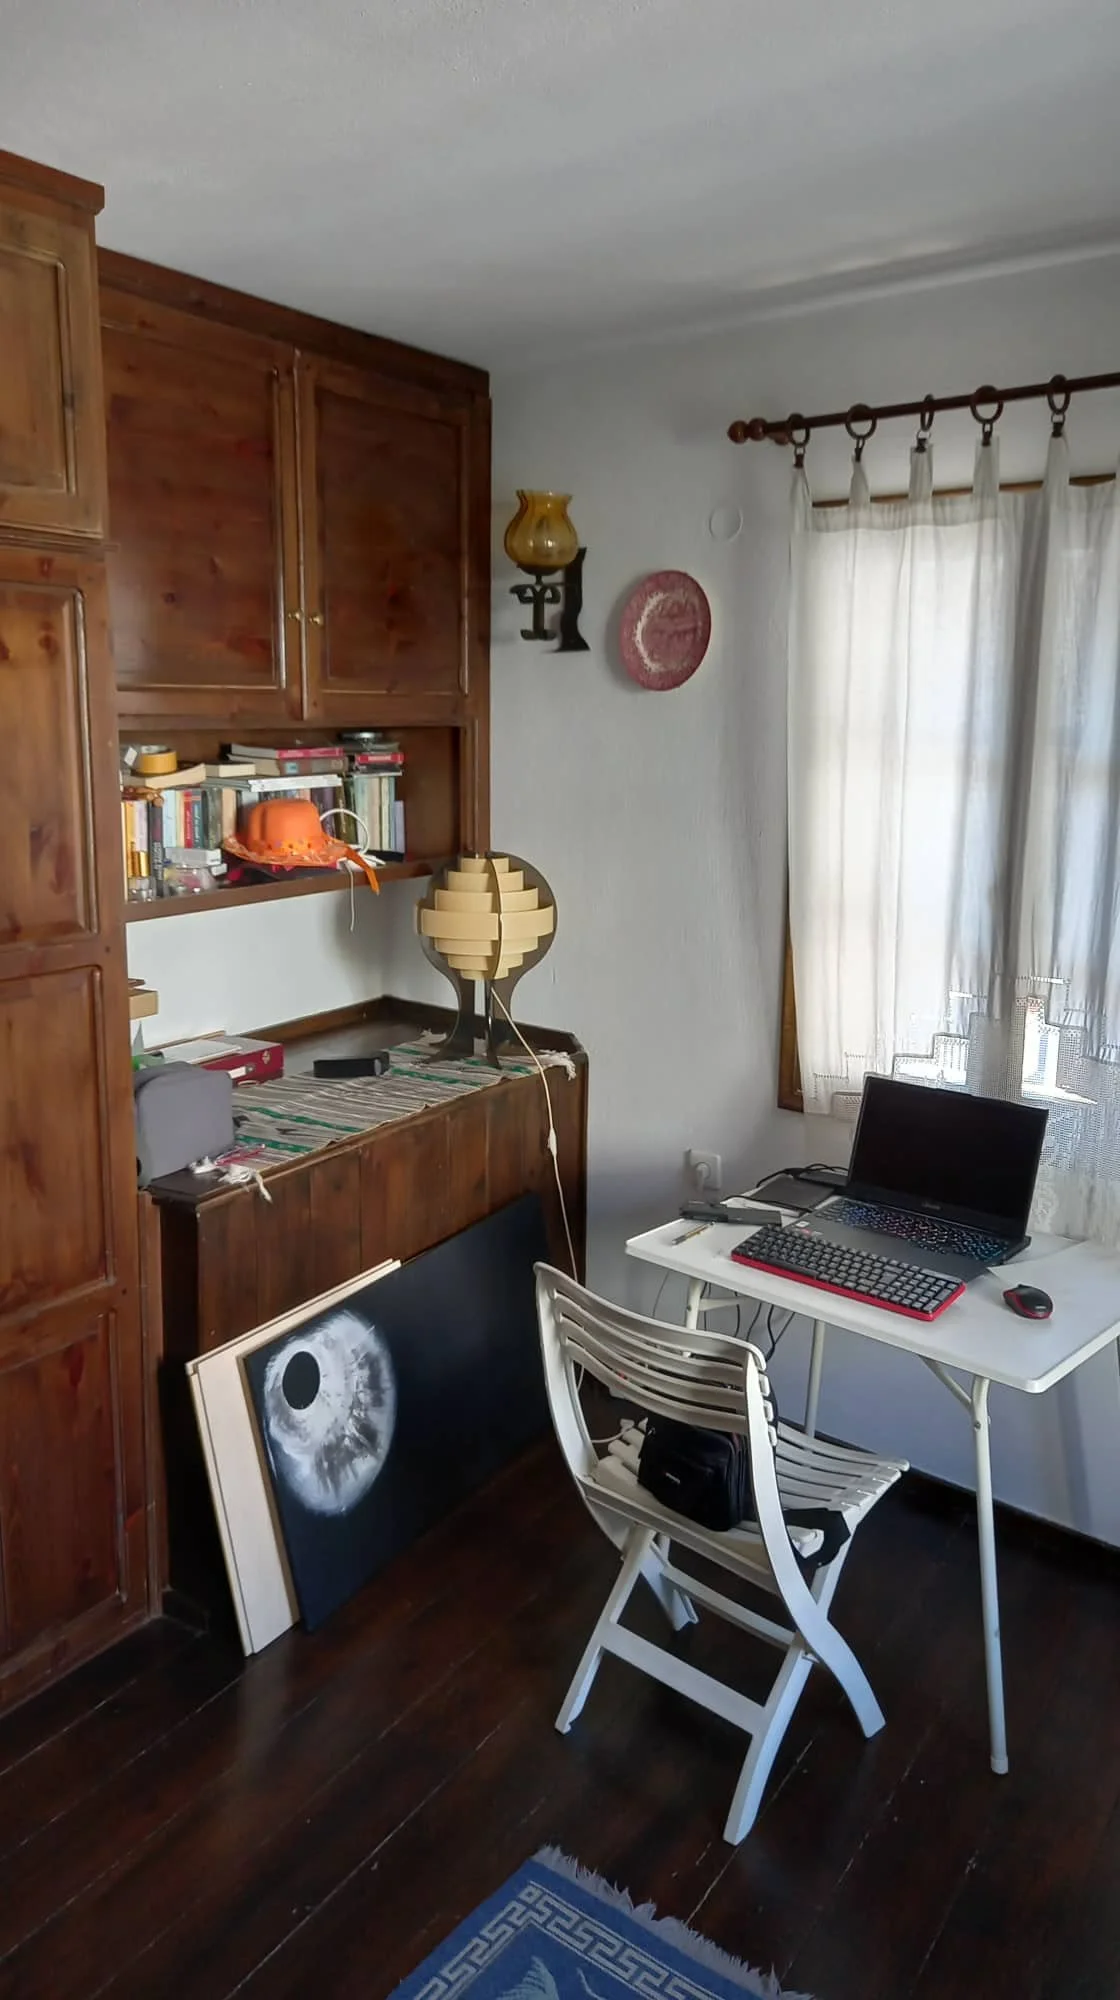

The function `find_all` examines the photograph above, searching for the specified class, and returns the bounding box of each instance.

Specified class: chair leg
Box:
[798,1575,885,1739]
[722,1553,885,1843]
[791,1549,885,1740]
[812,1623,885,1739]
[641,1536,699,1632]
[723,1643,814,1845]
[556,1527,653,1735]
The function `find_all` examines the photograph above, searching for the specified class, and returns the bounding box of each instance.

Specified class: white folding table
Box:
[626,1202,1120,1775]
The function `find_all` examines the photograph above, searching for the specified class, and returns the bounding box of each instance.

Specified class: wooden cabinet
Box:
[152,1014,587,1611]
[102,293,302,724]
[100,257,491,858]
[0,152,108,542]
[102,256,490,743]
[0,545,147,1706]
[299,359,473,718]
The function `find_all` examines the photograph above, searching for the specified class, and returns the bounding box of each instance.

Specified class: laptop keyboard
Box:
[731,1224,964,1321]
[829,1198,1007,1263]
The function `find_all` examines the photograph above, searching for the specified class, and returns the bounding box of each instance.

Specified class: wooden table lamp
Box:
[417,853,556,1065]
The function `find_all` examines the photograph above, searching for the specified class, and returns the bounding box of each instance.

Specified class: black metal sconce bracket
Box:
[511,569,563,641]
[509,547,589,652]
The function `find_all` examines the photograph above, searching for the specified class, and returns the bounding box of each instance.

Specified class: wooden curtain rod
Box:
[727,368,1120,447]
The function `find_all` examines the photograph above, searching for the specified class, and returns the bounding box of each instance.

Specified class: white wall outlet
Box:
[686,1148,722,1195]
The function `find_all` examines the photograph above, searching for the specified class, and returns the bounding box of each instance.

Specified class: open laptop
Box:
[809,1075,1049,1282]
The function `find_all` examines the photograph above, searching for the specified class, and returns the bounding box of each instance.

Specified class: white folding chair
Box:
[535,1264,908,1844]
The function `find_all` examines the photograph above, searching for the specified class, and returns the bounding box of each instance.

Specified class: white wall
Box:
[490,251,1120,1542]
[125,876,439,1045]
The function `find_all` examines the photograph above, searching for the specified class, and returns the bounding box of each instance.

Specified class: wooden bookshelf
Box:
[124,858,433,922]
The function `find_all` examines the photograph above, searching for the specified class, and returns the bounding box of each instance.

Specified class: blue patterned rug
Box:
[390,1849,813,2000]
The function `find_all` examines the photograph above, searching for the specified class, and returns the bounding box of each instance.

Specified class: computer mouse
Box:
[1003,1284,1053,1320]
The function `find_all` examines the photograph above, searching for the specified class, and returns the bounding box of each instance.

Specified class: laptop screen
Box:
[847,1076,1048,1236]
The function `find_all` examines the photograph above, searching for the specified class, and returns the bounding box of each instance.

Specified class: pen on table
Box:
[673,1222,710,1244]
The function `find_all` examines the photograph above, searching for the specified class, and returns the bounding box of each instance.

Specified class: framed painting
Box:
[238,1192,552,1633]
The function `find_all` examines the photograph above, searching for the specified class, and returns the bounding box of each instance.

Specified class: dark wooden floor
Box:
[2,1443,1119,2000]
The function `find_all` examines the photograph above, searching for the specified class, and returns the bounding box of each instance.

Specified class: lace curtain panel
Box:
[787,435,1120,1243]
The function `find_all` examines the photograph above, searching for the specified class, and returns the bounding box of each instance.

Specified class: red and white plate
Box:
[619,571,711,690]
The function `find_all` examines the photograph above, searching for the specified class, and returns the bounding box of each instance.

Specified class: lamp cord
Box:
[491,986,578,1280]
[485,859,576,1277]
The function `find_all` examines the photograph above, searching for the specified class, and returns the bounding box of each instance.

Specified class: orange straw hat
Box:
[225,799,379,892]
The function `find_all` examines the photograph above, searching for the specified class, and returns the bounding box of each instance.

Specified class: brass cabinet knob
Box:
[309,612,325,627]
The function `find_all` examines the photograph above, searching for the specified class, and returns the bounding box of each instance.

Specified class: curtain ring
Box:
[844,404,877,463]
[970,385,1004,447]
[787,415,810,469]
[1046,373,1071,437]
[914,395,936,452]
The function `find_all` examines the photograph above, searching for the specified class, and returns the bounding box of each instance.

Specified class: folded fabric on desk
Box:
[199,1037,572,1173]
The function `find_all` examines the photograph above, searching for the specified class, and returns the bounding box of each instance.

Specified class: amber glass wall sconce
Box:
[503,490,589,652]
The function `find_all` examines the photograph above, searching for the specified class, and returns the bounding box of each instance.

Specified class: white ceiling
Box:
[5,0,1120,368]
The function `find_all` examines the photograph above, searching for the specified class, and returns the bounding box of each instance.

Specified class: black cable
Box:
[745,1301,763,1345]
[763,1305,796,1360]
[753,1161,840,1191]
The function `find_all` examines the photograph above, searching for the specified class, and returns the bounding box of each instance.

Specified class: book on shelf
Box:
[149,796,165,886]
[120,791,154,899]
[347,769,406,856]
[164,845,226,868]
[246,756,349,777]
[157,784,236,849]
[121,748,407,902]
[242,772,344,794]
[125,760,208,791]
[226,742,347,763]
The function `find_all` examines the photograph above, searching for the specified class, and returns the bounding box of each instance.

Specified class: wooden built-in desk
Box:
[145,997,588,1617]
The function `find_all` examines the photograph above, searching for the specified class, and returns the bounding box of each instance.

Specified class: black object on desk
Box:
[748,1173,831,1213]
[312,1054,391,1079]
[680,1200,783,1227]
[1003,1284,1053,1320]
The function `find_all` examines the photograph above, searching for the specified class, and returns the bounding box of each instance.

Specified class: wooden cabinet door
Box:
[299,359,477,722]
[0,549,147,1703]
[0,184,107,540]
[102,292,302,724]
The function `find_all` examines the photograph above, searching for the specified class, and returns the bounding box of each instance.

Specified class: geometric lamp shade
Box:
[416,853,556,1064]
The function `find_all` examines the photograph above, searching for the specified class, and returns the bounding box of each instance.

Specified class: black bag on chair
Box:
[638,1419,751,1531]
[638,1413,851,1567]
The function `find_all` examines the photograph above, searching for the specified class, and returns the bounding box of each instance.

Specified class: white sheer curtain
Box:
[787,432,1120,1243]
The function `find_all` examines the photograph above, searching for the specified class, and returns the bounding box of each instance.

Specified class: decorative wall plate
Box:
[619,570,712,689]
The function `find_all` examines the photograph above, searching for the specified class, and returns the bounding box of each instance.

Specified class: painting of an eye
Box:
[236,1195,551,1636]
[257,1309,396,1517]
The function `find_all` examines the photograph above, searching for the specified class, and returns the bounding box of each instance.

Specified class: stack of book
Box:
[120,788,163,900]
[120,737,407,901]
[120,759,243,897]
[344,736,406,858]
[229,739,406,859]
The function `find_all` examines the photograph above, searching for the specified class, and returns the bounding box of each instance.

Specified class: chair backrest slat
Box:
[536,1263,812,1591]
[552,1296,754,1435]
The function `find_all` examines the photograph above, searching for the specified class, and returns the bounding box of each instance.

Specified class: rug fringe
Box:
[533,1848,814,2000]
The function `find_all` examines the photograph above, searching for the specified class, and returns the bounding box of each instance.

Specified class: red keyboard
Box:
[731,1224,964,1321]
